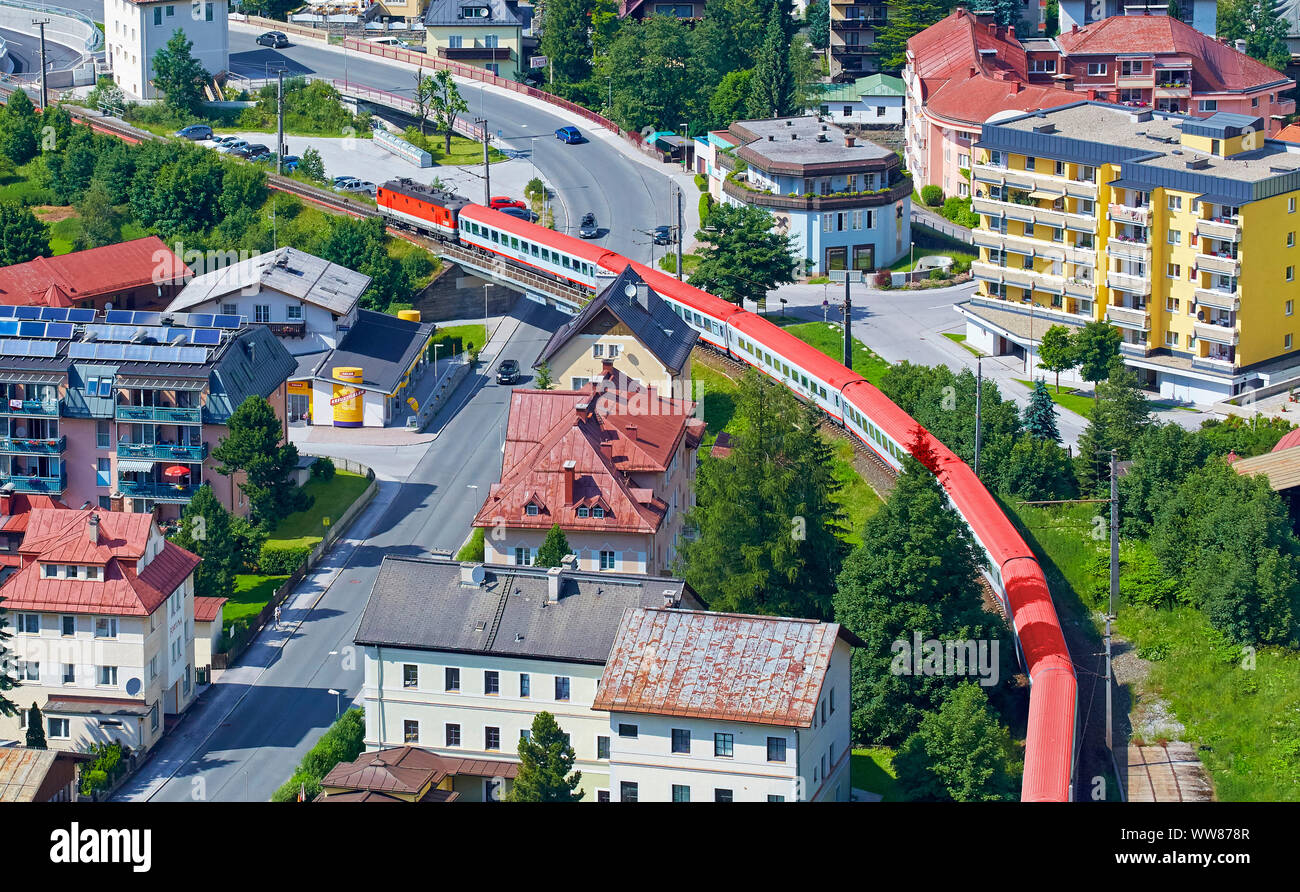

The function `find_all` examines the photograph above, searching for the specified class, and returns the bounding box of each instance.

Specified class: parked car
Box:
[337,178,377,195]
[219,139,250,155]
[578,212,599,238]
[333,175,355,187]
[499,206,538,223]
[276,154,301,171]
[244,143,270,157]
[257,31,290,48]
[175,124,213,140]
[248,151,274,163]
[489,196,526,211]
[210,134,239,147]
[555,125,584,144]
[228,145,255,159]
[653,225,673,245]
[497,359,520,385]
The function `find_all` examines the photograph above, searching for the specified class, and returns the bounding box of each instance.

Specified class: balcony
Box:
[1192,355,1237,372]
[1106,270,1151,295]
[1195,217,1240,242]
[116,480,198,503]
[1194,322,1239,345]
[1120,341,1153,357]
[972,163,1097,200]
[1194,288,1240,312]
[437,46,513,62]
[974,230,1096,266]
[972,261,1096,299]
[1107,204,1151,226]
[1153,83,1192,98]
[1106,305,1152,330]
[834,18,884,29]
[1105,238,1150,261]
[0,435,65,456]
[1,400,59,418]
[1195,252,1240,277]
[1117,70,1155,89]
[115,405,203,424]
[2,472,67,494]
[116,441,209,462]
[722,175,910,212]
[971,194,1096,231]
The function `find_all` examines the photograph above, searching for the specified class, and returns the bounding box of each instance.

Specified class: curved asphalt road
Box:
[0,26,83,74]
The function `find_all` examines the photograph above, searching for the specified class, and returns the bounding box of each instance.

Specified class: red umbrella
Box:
[162,465,191,478]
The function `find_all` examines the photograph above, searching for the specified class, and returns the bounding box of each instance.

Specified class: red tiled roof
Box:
[194,596,228,622]
[0,237,190,307]
[1272,428,1300,451]
[592,608,862,728]
[474,383,698,535]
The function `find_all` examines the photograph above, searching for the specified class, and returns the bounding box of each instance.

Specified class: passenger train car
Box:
[374,179,1078,801]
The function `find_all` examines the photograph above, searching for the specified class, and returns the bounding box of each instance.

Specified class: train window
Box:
[531,243,539,257]
[491,229,500,243]
[801,375,809,389]
[764,352,773,366]
[563,255,572,269]
[511,237,520,250]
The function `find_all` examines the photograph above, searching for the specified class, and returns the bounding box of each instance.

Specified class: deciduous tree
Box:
[170,484,240,599]
[0,202,50,266]
[1219,0,1290,71]
[1035,324,1076,393]
[1071,322,1122,395]
[894,683,1018,801]
[1074,363,1151,494]
[428,70,469,155]
[212,395,309,529]
[152,30,210,116]
[689,202,797,308]
[0,88,41,165]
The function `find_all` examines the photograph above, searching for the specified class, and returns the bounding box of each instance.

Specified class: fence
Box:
[910,206,975,245]
[210,458,378,669]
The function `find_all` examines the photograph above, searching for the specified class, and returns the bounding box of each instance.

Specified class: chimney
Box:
[1087,89,1097,101]
[109,494,124,512]
[1235,39,1247,54]
[601,358,615,379]
[88,513,100,545]
[429,548,452,560]
[575,400,591,421]
[969,66,977,79]
[599,440,614,460]
[0,489,10,517]
[1071,24,1078,33]
[626,423,638,442]
[460,562,485,586]
[562,459,576,505]
[1011,81,1023,94]
[662,588,679,608]
[546,565,562,603]
[635,282,651,310]
[561,553,578,571]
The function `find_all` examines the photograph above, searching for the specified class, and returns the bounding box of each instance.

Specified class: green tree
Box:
[1045,0,1059,36]
[1119,422,1212,535]
[1074,363,1151,494]
[74,183,124,251]
[0,88,41,165]
[833,456,1004,743]
[806,0,830,49]
[1071,322,1122,395]
[894,683,1018,801]
[998,434,1077,501]
[25,703,46,749]
[47,125,105,204]
[1219,0,1291,71]
[1151,460,1300,645]
[690,202,797,308]
[708,69,754,130]
[219,160,268,218]
[413,69,436,136]
[535,524,572,568]
[1035,324,1076,393]
[1198,414,1296,458]
[873,0,941,72]
[541,0,595,87]
[0,596,18,718]
[211,395,309,529]
[298,146,327,184]
[508,711,583,801]
[152,29,210,116]
[990,0,1022,27]
[535,359,554,390]
[691,0,769,81]
[788,32,822,113]
[746,1,796,118]
[609,16,702,133]
[679,370,847,619]
[428,70,469,155]
[0,202,51,266]
[170,484,240,599]
[1021,379,1061,443]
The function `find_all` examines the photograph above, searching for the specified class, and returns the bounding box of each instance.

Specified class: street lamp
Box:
[483,283,492,347]
[328,688,341,717]
[779,297,788,320]
[822,298,829,324]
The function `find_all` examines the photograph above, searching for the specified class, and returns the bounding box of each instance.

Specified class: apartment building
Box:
[593,607,859,802]
[814,74,905,126]
[904,9,1295,194]
[0,236,191,312]
[960,101,1300,403]
[423,0,523,78]
[1056,0,1215,34]
[713,116,911,274]
[828,1,887,81]
[353,554,702,802]
[105,0,229,100]
[0,509,200,754]
[473,381,703,575]
[0,310,294,521]
[533,266,699,398]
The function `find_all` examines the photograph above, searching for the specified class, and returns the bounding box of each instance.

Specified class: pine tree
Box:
[0,88,41,165]
[534,524,572,568]
[1021,380,1061,443]
[170,484,239,599]
[508,712,583,801]
[745,1,795,118]
[0,596,18,719]
[211,395,309,529]
[873,0,941,72]
[25,703,46,749]
[1074,363,1152,495]
[0,201,51,267]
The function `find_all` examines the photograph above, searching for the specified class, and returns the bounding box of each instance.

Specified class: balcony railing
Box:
[115,405,203,424]
[1192,355,1237,372]
[1105,238,1150,261]
[1106,305,1152,330]
[116,442,209,461]
[0,435,65,455]
[117,480,199,503]
[1117,71,1155,88]
[1107,204,1151,226]
[974,230,1096,267]
[2,472,67,494]
[972,261,1096,299]
[972,163,1097,200]
[1194,288,1240,312]
[1119,341,1153,357]
[1195,252,1240,277]
[1195,217,1240,242]
[972,195,1096,231]
[1106,270,1151,295]
[438,46,513,61]
[1194,322,1239,345]
[1,400,59,418]
[1153,84,1192,98]
[722,175,910,212]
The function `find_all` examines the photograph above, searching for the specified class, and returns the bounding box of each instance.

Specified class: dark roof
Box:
[354,556,700,664]
[311,309,434,395]
[535,265,698,375]
[205,326,298,424]
[424,0,521,27]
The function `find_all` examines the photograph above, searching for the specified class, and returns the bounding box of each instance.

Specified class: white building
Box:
[105,0,229,100]
[353,554,702,802]
[593,607,859,802]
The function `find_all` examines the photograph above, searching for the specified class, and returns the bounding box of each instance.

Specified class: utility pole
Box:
[476,117,491,205]
[33,19,49,110]
[974,356,983,479]
[676,188,684,282]
[1107,449,1119,754]
[276,68,285,177]
[842,274,852,370]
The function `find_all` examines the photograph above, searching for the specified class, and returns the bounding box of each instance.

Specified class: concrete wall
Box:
[410,264,520,323]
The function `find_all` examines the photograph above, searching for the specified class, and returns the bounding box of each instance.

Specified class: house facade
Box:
[0,509,200,754]
[105,0,229,100]
[423,0,523,78]
[814,74,905,126]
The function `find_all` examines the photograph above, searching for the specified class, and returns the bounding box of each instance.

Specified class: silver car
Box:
[578,212,598,238]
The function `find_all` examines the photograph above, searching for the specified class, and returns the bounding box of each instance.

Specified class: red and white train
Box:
[378,179,1078,802]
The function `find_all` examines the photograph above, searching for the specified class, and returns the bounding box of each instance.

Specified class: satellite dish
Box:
[470,565,486,585]
[624,283,637,298]
[125,677,142,696]
[105,302,113,311]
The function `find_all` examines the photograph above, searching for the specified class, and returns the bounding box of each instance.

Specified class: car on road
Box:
[489,196,526,211]
[497,359,520,385]
[175,124,213,140]
[498,206,538,223]
[555,125,584,144]
[578,212,599,238]
[257,31,290,48]
[273,154,301,171]
[653,225,673,245]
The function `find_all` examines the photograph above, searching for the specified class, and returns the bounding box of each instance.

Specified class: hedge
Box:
[694,173,708,192]
[258,542,315,575]
[271,708,365,802]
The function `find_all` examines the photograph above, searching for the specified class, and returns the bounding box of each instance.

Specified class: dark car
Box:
[244,143,270,157]
[499,206,538,223]
[257,31,290,48]
[555,125,584,144]
[497,359,520,384]
[175,124,213,140]
[228,145,254,158]
[653,225,673,245]
[578,212,598,239]
[276,154,301,171]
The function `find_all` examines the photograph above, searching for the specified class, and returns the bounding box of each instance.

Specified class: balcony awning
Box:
[1195,194,1240,208]
[114,375,206,391]
[0,371,63,385]
[116,459,156,473]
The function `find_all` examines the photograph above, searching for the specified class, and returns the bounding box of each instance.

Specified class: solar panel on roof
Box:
[106,310,134,325]
[67,308,94,323]
[18,321,44,338]
[98,343,126,361]
[165,328,191,344]
[124,344,150,361]
[134,312,162,326]
[0,321,17,338]
[0,339,56,357]
[191,328,220,346]
[14,307,40,320]
[68,343,94,359]
[213,314,242,329]
[0,307,14,319]
[177,347,209,364]
[39,308,69,322]
[187,314,214,328]
[44,323,74,339]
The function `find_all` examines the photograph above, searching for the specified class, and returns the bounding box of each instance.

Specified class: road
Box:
[0,26,82,74]
[114,299,564,801]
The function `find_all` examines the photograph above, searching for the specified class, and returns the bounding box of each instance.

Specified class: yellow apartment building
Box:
[958,102,1300,404]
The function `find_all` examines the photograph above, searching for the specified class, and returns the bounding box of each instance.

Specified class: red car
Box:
[489,196,526,211]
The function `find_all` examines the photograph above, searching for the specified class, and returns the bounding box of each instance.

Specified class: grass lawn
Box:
[781,321,891,386]
[1015,378,1095,419]
[456,527,486,561]
[432,135,507,166]
[47,216,81,255]
[266,470,370,549]
[657,252,702,276]
[832,439,883,544]
[223,573,290,646]
[690,358,740,443]
[432,323,487,359]
[888,250,976,273]
[851,747,902,801]
[944,332,984,357]
[387,238,441,290]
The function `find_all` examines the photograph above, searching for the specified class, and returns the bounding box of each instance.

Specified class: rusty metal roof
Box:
[591,608,860,728]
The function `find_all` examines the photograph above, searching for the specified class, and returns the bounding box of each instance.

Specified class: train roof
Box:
[460,204,623,267]
[731,313,865,391]
[379,178,472,211]
[624,260,747,322]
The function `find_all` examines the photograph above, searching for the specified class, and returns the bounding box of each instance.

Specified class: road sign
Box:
[529,55,548,69]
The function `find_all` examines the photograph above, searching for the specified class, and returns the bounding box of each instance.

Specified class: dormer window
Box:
[462,4,489,16]
[593,506,605,518]
[577,507,589,517]
[525,503,539,516]
[42,563,57,578]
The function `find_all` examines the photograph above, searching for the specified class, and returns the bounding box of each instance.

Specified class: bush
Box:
[694,173,708,192]
[258,542,314,575]
[928,267,952,281]
[699,193,714,226]
[80,769,109,797]
[272,708,365,802]
[310,456,336,481]
[939,196,979,228]
[230,515,267,573]
[920,185,943,207]
[872,269,892,289]
[456,526,486,561]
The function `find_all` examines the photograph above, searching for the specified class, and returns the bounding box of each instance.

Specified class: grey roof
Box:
[424,0,521,27]
[166,247,370,315]
[730,116,894,172]
[205,326,298,423]
[310,309,435,394]
[354,556,700,665]
[534,265,698,375]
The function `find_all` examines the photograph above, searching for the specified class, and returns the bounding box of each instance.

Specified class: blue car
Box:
[555,125,583,144]
[175,124,213,140]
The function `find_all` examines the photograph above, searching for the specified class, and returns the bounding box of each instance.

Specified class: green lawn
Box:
[432,135,507,166]
[657,252,702,276]
[222,573,290,647]
[832,439,883,545]
[851,747,902,801]
[1015,378,1095,419]
[690,358,739,443]
[47,217,80,255]
[944,332,984,357]
[431,323,487,359]
[781,321,891,386]
[265,470,370,549]
[889,250,976,273]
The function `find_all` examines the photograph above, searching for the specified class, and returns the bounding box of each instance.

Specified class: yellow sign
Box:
[332,367,364,427]
[287,380,311,395]
[407,396,419,412]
